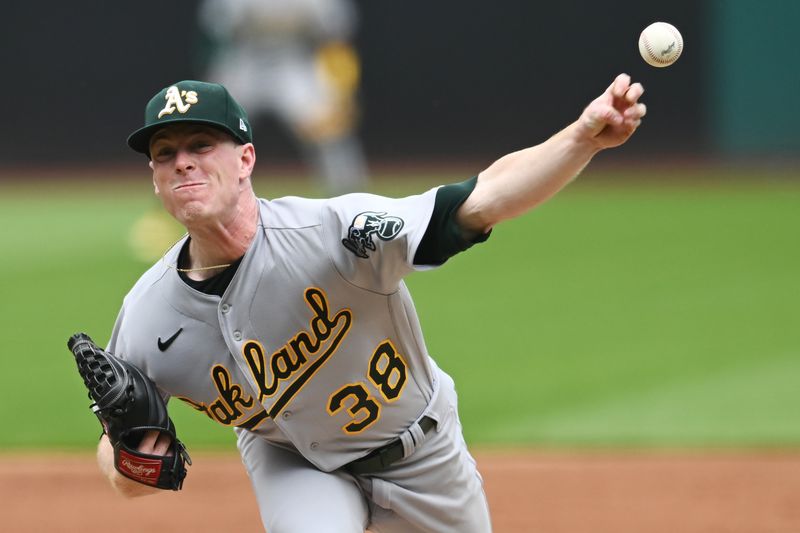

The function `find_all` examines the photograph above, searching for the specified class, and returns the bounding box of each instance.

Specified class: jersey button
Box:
[221,303,231,314]
[233,331,242,341]
[282,411,292,420]
[310,442,319,450]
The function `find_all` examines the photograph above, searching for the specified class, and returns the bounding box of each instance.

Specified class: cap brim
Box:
[127,118,247,155]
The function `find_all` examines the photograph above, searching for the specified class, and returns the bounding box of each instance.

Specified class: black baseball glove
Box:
[67,332,191,490]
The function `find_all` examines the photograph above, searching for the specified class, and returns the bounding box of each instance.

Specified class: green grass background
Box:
[1,169,798,451]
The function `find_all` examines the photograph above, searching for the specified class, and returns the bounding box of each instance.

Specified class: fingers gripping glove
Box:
[67,332,191,490]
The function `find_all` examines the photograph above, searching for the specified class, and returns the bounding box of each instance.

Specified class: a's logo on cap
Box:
[157,86,199,119]
[239,118,248,132]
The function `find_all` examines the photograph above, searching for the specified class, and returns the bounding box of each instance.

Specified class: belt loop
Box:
[410,420,426,447]
[401,417,429,459]
[400,431,415,459]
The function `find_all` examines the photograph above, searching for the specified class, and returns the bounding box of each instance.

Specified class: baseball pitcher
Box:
[67,74,645,532]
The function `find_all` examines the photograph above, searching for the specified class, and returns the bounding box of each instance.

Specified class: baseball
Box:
[638,22,683,67]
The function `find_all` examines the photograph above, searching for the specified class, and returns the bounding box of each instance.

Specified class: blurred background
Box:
[1,0,798,167]
[0,0,798,452]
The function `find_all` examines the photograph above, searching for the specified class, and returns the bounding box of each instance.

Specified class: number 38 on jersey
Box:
[327,340,408,434]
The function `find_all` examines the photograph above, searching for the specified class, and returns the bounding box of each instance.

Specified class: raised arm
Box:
[456,73,646,234]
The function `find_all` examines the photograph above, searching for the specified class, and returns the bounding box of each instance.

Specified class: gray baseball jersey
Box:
[111,188,445,470]
[108,186,492,531]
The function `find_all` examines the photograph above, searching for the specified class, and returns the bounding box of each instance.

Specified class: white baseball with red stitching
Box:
[639,22,683,68]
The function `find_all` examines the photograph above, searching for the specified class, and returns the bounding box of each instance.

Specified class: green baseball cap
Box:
[127,80,253,155]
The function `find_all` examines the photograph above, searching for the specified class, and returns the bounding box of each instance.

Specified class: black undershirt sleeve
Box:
[413,176,491,266]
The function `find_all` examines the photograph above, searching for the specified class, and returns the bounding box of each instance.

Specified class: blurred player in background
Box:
[197,0,369,195]
[130,0,370,262]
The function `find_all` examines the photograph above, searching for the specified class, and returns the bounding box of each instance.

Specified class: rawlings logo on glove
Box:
[67,332,191,490]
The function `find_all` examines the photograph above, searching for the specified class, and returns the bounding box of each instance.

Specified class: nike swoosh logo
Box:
[157,328,183,352]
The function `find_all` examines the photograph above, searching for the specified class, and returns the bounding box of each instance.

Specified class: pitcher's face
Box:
[149,124,255,227]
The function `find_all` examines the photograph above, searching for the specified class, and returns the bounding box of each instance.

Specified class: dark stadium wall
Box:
[3,1,787,165]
